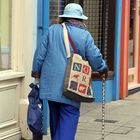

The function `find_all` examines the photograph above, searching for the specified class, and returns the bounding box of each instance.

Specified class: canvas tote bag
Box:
[62,23,94,102]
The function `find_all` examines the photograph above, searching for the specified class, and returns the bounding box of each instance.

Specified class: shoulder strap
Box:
[68,34,77,53]
[62,23,71,58]
[62,23,77,58]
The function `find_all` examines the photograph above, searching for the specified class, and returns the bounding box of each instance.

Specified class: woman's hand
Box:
[99,72,108,80]
[34,78,40,85]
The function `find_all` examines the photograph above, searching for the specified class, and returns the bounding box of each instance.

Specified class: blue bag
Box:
[27,83,43,134]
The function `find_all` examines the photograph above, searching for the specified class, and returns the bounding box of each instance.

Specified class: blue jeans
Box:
[48,101,80,140]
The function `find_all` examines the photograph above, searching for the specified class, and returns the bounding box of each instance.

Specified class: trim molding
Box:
[0,127,21,139]
[0,121,18,129]
[0,71,25,81]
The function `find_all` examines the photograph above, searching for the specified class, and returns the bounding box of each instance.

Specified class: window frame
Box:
[0,0,26,80]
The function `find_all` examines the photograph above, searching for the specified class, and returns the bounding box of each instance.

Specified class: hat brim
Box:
[59,14,88,20]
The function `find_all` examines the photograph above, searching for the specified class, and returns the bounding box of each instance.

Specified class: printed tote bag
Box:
[62,23,94,102]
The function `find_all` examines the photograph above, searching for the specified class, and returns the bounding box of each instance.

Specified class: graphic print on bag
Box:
[82,76,88,83]
[70,81,78,91]
[78,84,87,94]
[83,65,90,75]
[73,62,82,72]
[87,87,92,95]
[72,74,80,81]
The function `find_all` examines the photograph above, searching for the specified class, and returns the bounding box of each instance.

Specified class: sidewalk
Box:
[44,91,140,140]
[76,91,140,140]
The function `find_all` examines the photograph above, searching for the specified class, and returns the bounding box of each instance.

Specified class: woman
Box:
[32,3,108,140]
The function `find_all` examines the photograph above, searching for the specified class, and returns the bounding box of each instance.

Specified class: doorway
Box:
[128,0,140,89]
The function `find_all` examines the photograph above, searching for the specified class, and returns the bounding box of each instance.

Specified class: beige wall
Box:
[0,0,37,139]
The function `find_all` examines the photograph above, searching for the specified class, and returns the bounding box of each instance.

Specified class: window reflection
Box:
[0,0,11,70]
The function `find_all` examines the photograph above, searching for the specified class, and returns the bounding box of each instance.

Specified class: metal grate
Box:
[101,0,109,61]
[49,0,111,63]
[49,0,65,24]
[83,0,109,59]
[84,0,102,49]
[95,119,118,123]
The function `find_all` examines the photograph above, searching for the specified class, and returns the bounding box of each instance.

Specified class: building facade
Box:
[0,0,140,140]
[0,0,37,139]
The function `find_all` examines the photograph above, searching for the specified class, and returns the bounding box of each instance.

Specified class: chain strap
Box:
[101,75,105,140]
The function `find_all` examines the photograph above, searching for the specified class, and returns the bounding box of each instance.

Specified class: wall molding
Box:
[0,120,17,129]
[0,127,21,139]
[0,83,19,91]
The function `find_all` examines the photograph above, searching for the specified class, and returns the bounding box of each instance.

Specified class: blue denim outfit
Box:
[32,23,108,109]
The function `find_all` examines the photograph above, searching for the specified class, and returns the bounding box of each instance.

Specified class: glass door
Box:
[0,0,11,70]
[128,0,139,89]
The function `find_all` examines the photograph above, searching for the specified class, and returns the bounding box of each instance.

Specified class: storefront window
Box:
[50,0,108,50]
[49,0,115,72]
[0,0,11,70]
[129,0,134,68]
[50,0,65,24]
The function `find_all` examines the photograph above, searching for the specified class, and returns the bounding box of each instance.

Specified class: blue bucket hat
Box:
[59,3,88,20]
